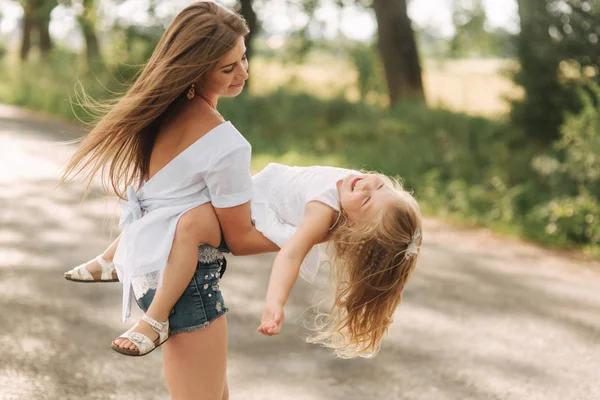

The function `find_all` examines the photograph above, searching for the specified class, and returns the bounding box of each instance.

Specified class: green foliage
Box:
[450,0,486,57]
[511,0,600,143]
[530,84,600,197]
[347,43,385,102]
[220,89,598,253]
[0,47,137,122]
[527,191,599,247]
[556,84,600,194]
[448,0,515,58]
[526,84,600,249]
[1,54,598,254]
[222,90,529,227]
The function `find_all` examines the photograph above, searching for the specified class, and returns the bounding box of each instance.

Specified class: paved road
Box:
[1,105,599,400]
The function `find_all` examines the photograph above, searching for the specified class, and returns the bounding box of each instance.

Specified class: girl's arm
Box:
[214,202,279,256]
[257,201,336,336]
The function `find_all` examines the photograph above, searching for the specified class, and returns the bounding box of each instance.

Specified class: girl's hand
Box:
[257,302,284,336]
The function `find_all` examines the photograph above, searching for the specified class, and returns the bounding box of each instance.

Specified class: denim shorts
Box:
[133,245,229,335]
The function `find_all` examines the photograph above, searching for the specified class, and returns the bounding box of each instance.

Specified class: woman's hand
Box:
[257,302,284,336]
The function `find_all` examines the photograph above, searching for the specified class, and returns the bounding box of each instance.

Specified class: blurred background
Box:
[0,0,598,255]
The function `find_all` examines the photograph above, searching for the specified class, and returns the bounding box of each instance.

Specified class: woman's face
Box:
[201,36,249,99]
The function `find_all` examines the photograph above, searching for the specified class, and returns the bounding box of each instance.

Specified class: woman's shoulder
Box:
[181,118,247,156]
[182,111,226,139]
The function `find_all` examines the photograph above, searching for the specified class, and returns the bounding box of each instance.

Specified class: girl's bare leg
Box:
[100,236,120,261]
[163,315,228,400]
[114,204,221,350]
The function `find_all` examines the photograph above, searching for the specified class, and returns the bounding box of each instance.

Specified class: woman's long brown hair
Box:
[61,2,249,198]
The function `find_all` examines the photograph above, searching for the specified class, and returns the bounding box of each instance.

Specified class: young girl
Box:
[67,162,422,359]
[252,163,422,358]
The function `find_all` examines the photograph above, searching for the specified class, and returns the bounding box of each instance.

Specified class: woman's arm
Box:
[214,202,279,256]
[257,201,335,336]
[205,136,277,255]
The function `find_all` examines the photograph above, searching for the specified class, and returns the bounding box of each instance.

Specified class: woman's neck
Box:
[201,91,219,109]
[181,97,222,124]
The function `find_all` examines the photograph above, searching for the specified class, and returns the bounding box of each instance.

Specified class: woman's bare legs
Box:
[163,314,228,400]
[114,204,221,350]
[222,379,229,400]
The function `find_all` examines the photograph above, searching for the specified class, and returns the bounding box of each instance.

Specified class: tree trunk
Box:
[20,9,33,60]
[81,21,103,70]
[78,0,104,71]
[239,0,258,60]
[20,0,56,60]
[372,0,425,105]
[37,11,53,57]
[237,0,258,91]
[512,0,563,142]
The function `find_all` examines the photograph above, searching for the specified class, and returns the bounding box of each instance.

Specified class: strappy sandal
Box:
[64,256,119,283]
[111,315,170,357]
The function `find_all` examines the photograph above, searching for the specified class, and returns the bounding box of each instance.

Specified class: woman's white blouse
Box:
[251,163,356,283]
[114,121,252,320]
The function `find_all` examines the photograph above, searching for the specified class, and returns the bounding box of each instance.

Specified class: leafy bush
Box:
[527,191,599,247]
[526,84,600,249]
[347,43,385,103]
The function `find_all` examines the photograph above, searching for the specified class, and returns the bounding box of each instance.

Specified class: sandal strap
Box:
[95,256,116,281]
[142,314,168,334]
[118,331,156,354]
[69,264,93,280]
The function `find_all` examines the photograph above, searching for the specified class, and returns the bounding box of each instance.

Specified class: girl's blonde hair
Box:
[61,2,249,197]
[308,174,422,358]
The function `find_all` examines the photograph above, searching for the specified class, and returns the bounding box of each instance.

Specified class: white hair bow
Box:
[405,228,421,259]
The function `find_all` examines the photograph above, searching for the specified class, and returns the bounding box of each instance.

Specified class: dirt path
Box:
[1,105,599,400]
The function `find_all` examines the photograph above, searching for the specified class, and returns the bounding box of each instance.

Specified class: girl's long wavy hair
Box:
[308,174,422,358]
[61,2,249,198]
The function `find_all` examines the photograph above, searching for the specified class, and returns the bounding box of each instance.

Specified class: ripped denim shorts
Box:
[132,244,228,334]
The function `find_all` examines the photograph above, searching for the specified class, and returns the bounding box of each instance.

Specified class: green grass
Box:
[0,52,597,257]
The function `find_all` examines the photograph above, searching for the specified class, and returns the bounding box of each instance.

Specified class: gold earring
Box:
[186,83,195,100]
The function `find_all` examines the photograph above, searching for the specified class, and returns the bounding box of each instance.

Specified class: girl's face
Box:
[201,35,249,98]
[338,173,400,224]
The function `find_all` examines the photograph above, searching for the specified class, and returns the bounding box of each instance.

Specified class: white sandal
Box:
[111,315,170,357]
[64,256,119,282]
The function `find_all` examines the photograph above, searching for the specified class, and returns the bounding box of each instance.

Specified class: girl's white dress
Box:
[250,163,356,283]
[114,121,252,320]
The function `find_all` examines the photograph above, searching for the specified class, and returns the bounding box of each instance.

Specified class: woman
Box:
[62,3,275,399]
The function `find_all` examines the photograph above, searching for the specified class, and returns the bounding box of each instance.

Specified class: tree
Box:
[512,0,600,143]
[449,0,487,57]
[371,0,425,105]
[17,0,103,71]
[77,0,104,71]
[19,0,57,60]
[232,0,425,104]
[237,0,259,61]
